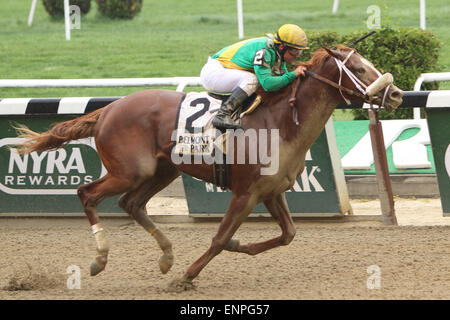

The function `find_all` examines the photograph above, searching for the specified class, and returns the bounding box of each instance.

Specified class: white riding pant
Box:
[200,57,259,96]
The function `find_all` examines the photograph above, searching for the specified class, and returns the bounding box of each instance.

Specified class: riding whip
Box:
[348,30,376,48]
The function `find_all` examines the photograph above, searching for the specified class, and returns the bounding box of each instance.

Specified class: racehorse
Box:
[13,45,403,291]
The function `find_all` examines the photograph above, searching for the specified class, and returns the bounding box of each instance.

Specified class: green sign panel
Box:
[0,116,121,213]
[182,119,351,217]
[426,109,450,214]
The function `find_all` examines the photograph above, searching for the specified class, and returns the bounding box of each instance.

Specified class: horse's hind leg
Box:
[77,174,133,276]
[225,192,296,255]
[119,161,180,274]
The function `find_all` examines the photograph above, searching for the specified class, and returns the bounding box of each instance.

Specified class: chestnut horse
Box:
[14,45,403,291]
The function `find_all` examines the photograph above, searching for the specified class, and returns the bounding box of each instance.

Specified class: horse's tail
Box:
[13,107,106,155]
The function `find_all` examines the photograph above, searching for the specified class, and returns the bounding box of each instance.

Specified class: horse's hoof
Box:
[167,278,196,292]
[159,253,174,274]
[90,256,107,276]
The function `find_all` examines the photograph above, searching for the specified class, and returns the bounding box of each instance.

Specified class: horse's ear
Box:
[323,47,343,60]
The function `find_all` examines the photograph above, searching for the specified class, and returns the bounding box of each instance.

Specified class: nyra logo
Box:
[0,138,105,195]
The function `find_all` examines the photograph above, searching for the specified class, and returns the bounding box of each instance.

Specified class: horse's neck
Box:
[291,66,342,151]
[261,94,298,139]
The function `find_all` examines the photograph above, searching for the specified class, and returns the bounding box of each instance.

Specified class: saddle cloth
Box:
[173,92,223,157]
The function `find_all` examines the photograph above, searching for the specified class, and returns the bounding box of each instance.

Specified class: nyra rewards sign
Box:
[0,126,120,213]
[0,137,101,195]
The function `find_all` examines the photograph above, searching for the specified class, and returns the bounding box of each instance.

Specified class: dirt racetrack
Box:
[0,197,449,300]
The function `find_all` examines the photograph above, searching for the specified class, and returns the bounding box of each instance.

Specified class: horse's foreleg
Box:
[225,193,296,255]
[170,194,256,291]
[78,174,131,276]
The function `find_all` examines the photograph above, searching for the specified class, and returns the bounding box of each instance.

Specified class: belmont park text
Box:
[171,128,280,175]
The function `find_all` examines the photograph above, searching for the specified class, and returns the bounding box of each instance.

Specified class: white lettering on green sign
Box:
[0,137,105,195]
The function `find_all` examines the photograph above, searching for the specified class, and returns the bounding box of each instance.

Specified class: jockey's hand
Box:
[294,65,307,78]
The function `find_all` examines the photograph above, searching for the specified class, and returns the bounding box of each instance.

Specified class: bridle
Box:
[289,49,392,124]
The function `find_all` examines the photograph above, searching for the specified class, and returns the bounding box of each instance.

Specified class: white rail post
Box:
[413,75,424,119]
[176,82,188,92]
[64,0,71,40]
[237,0,244,39]
[332,0,339,14]
[420,0,426,30]
[28,0,38,26]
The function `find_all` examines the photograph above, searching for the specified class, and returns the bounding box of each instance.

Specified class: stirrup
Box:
[240,95,262,118]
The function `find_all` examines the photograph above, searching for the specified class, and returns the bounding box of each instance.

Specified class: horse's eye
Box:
[356,68,365,74]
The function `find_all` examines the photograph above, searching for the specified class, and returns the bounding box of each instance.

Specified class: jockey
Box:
[200,24,309,130]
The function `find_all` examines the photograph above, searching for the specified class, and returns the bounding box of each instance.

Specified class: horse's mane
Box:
[299,44,353,69]
[257,44,354,105]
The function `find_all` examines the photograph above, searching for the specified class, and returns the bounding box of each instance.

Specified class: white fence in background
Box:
[0,77,203,92]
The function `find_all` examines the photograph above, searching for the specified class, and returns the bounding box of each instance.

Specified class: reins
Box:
[288,77,301,125]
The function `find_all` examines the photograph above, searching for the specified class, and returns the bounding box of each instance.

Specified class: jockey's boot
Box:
[212,87,248,130]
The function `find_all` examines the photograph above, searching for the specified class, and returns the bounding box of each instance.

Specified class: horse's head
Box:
[323,46,403,112]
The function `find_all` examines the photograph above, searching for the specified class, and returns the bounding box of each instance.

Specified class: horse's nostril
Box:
[390,90,403,100]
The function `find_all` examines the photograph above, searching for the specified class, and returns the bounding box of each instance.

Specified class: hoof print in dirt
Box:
[167,279,196,292]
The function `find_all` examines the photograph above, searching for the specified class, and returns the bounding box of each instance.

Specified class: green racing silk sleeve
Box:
[254,65,296,92]
[252,48,296,92]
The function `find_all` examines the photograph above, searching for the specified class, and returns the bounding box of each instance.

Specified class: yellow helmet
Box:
[274,24,309,50]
